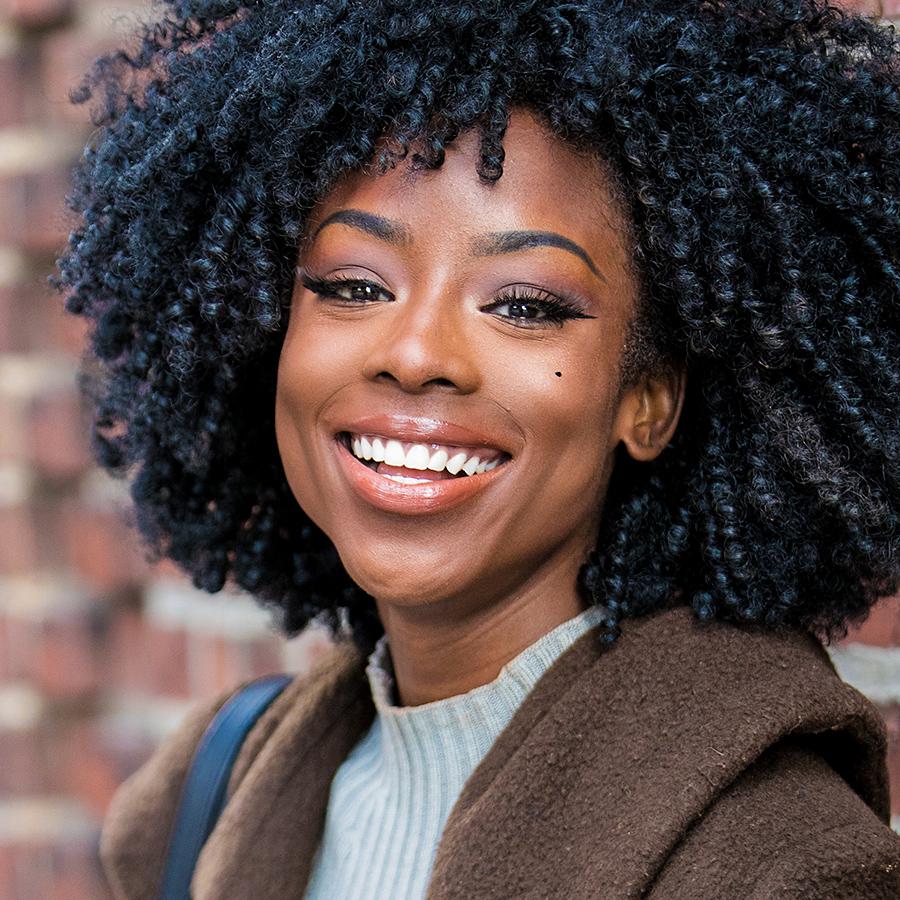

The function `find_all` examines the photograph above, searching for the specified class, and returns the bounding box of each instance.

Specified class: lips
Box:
[328,413,517,516]
[333,436,512,515]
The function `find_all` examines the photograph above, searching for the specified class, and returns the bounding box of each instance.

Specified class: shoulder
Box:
[648,737,900,899]
[99,639,360,900]
[618,607,891,813]
[591,607,898,897]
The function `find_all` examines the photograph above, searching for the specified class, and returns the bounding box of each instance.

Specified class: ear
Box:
[615,363,686,462]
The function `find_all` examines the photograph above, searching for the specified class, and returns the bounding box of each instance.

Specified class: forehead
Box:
[304,108,629,260]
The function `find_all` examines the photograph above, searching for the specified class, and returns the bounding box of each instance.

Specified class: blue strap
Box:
[158,673,293,900]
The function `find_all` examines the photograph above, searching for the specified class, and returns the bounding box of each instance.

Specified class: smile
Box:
[333,432,512,515]
[341,431,507,481]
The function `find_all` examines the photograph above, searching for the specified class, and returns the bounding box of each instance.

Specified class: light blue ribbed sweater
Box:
[302,604,607,900]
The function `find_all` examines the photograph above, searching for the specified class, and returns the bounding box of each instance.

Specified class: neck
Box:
[374,551,590,707]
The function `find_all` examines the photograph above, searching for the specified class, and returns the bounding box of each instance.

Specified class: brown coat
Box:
[101,606,900,898]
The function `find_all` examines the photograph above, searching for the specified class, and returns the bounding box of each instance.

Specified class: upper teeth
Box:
[348,433,503,476]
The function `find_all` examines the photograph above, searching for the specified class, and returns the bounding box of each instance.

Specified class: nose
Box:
[360,282,480,394]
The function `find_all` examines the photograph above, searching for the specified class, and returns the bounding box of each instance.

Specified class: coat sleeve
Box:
[647,739,900,899]
[748,820,900,899]
[99,686,238,900]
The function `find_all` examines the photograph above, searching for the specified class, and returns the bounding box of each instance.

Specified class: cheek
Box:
[276,326,318,437]
[492,340,620,512]
[273,319,341,524]
[275,296,361,422]
[497,337,618,447]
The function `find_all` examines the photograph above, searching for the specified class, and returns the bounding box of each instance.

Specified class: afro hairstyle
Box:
[53,0,900,655]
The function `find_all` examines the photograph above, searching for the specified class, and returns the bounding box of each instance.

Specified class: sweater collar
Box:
[364,604,607,715]
[362,604,608,778]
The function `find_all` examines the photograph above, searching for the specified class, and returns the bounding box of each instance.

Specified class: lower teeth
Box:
[362,458,466,478]
[382,473,433,484]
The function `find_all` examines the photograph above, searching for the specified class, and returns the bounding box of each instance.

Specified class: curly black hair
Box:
[52,0,900,656]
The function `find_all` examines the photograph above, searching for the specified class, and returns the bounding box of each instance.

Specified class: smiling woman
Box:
[52,0,900,897]
[274,111,685,703]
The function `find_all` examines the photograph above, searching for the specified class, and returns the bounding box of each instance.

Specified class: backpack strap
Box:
[158,673,294,900]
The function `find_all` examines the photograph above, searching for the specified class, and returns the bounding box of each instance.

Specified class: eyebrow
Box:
[471,231,607,283]
[310,209,607,283]
[311,210,411,246]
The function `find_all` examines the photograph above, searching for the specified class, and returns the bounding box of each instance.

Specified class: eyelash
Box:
[298,272,592,328]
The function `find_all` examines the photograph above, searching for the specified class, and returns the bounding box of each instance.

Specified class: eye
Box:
[297,270,595,328]
[298,271,393,304]
[481,286,594,328]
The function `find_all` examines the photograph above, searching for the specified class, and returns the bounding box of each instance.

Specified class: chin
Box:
[334,526,457,576]
[340,552,461,608]
[357,573,457,608]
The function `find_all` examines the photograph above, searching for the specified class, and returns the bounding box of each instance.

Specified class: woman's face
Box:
[276,108,677,617]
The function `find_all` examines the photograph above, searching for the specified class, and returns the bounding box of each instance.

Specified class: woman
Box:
[54,0,900,896]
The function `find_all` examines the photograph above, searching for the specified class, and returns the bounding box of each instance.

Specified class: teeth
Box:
[404,444,431,470]
[384,440,406,467]
[445,452,468,475]
[427,449,449,472]
[345,433,506,477]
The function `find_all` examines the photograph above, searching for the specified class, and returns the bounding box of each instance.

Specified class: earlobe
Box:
[619,364,686,462]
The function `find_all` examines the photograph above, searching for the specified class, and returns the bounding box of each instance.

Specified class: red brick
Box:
[0,590,105,698]
[27,387,92,479]
[101,604,144,693]
[0,611,40,681]
[0,394,28,463]
[0,52,28,127]
[0,0,72,29]
[246,636,285,676]
[0,615,9,679]
[0,503,39,574]
[0,285,16,354]
[0,165,79,254]
[57,499,151,593]
[106,606,191,698]
[187,633,236,694]
[0,727,45,794]
[33,612,104,699]
[38,28,123,127]
[842,592,900,647]
[97,722,157,795]
[155,556,187,580]
[0,834,111,900]
[833,0,883,13]
[0,280,90,356]
[187,633,282,695]
[54,719,123,816]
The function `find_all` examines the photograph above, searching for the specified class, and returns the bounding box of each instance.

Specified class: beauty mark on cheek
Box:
[555,371,562,377]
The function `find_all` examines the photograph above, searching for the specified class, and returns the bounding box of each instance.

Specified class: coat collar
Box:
[181,605,887,898]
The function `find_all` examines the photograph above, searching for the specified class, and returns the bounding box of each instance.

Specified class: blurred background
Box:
[0,0,898,896]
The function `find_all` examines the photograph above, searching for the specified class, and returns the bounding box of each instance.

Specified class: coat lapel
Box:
[426,606,889,899]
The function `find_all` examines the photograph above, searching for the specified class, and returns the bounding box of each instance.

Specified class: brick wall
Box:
[0,1,897,897]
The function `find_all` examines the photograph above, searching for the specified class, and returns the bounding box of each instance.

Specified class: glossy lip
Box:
[331,413,515,457]
[333,435,512,516]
